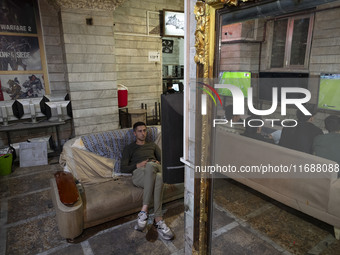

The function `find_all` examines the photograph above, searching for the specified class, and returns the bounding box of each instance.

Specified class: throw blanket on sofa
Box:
[81,127,158,173]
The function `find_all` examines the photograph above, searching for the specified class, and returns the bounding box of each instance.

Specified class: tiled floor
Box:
[1,159,339,255]
[0,158,185,255]
[213,178,340,255]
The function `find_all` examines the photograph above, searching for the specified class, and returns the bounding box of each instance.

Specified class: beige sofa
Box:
[50,127,184,239]
[214,127,340,240]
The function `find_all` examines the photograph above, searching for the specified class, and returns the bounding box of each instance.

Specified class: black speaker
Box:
[39,96,49,115]
[12,100,24,119]
[161,93,184,184]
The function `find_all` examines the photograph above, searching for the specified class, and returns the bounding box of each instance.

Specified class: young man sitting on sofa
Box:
[120,121,174,240]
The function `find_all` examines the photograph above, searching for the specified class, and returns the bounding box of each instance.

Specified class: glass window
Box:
[290,17,310,66]
[270,14,313,69]
[271,19,288,68]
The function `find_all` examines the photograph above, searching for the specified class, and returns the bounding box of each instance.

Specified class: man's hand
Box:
[148,159,160,164]
[136,160,148,169]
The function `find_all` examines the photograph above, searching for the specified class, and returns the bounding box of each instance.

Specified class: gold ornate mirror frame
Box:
[193,1,251,254]
[194,0,251,77]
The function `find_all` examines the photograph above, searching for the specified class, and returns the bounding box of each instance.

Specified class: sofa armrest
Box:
[50,178,84,239]
[329,179,340,226]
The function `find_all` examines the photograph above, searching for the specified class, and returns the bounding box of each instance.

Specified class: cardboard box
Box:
[19,141,47,167]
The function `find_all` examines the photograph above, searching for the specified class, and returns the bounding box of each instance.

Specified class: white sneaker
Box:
[155,220,174,240]
[135,211,148,231]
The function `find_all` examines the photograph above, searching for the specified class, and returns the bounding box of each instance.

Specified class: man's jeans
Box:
[132,162,163,217]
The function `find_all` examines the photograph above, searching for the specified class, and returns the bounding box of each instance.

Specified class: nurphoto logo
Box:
[198,82,312,128]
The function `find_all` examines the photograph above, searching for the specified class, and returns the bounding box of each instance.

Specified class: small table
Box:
[0,120,66,153]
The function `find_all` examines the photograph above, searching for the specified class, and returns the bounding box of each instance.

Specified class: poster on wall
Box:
[0,74,46,100]
[0,0,49,100]
[0,0,38,34]
[0,35,42,71]
[163,10,184,37]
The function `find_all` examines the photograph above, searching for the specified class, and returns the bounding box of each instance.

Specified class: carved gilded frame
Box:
[193,1,251,254]
[194,0,251,77]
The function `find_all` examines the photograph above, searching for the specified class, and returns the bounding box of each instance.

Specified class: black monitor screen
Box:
[259,72,309,102]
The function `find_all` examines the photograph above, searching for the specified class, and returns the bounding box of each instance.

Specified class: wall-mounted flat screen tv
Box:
[218,71,251,97]
[258,72,309,102]
[318,74,340,111]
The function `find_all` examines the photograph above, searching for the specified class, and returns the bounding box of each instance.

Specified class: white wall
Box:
[60,9,118,136]
[113,0,184,115]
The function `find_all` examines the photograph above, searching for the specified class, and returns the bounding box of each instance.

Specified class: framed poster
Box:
[0,35,42,71]
[0,0,38,34]
[0,0,49,101]
[0,74,46,100]
[163,10,184,37]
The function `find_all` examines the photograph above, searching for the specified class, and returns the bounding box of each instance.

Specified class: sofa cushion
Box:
[72,147,115,184]
[83,177,184,226]
[81,127,158,174]
[83,177,144,224]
